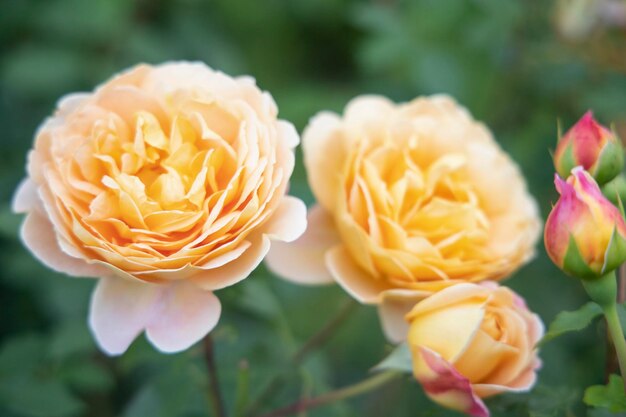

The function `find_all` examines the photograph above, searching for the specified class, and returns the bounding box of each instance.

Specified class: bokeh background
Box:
[1,0,626,416]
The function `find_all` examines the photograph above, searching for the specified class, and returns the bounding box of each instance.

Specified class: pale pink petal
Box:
[146,283,221,353]
[378,289,430,343]
[20,211,110,278]
[89,277,162,356]
[265,204,338,285]
[417,347,489,417]
[262,196,307,243]
[191,235,271,291]
[325,245,392,304]
[12,179,39,213]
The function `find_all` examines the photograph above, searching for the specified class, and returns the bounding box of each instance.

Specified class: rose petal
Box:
[191,235,271,291]
[416,347,489,417]
[146,283,221,353]
[12,179,39,213]
[378,289,430,343]
[302,112,345,211]
[21,211,110,278]
[265,205,338,285]
[262,196,307,243]
[277,120,299,149]
[89,277,162,356]
[325,245,392,304]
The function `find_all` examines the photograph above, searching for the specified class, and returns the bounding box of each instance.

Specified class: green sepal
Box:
[562,235,597,279]
[582,271,618,309]
[602,226,626,275]
[601,174,626,207]
[593,137,624,185]
[555,143,576,179]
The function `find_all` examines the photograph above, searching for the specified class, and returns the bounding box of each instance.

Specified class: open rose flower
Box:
[12,62,306,355]
[388,283,543,417]
[266,95,540,340]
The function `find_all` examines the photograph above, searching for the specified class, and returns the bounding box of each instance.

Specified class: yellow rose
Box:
[399,283,543,417]
[266,95,540,340]
[13,62,306,355]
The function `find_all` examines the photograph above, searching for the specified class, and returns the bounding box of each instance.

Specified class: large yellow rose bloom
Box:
[13,62,306,355]
[267,95,540,339]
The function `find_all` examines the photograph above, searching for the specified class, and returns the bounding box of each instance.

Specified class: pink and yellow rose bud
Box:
[544,167,626,279]
[553,111,623,186]
[406,283,543,417]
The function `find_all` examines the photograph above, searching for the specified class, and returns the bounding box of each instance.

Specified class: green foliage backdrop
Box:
[1,0,625,416]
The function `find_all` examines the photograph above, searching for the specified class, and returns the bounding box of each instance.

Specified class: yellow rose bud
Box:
[12,62,307,355]
[267,95,541,329]
[405,283,543,417]
[553,111,623,186]
[544,167,626,279]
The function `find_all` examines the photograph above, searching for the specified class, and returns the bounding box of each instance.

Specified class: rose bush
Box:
[267,95,541,340]
[12,62,306,355]
[385,283,543,417]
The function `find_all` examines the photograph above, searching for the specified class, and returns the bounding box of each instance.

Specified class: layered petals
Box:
[14,61,306,354]
[545,167,626,278]
[405,283,543,416]
[553,111,623,185]
[89,278,221,355]
[276,94,540,317]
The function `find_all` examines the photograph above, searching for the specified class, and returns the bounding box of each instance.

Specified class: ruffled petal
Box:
[378,289,430,343]
[325,245,392,304]
[146,282,221,353]
[262,196,307,243]
[21,211,110,278]
[415,347,489,417]
[89,277,162,355]
[265,205,338,285]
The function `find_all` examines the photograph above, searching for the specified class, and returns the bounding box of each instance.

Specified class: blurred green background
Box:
[1,0,626,416]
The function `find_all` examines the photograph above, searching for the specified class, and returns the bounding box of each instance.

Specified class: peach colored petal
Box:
[265,204,339,285]
[191,235,271,291]
[378,289,430,343]
[277,120,299,149]
[302,112,345,211]
[89,277,162,355]
[325,245,392,304]
[21,211,110,278]
[262,196,307,243]
[146,283,221,353]
[416,347,489,417]
[12,179,39,213]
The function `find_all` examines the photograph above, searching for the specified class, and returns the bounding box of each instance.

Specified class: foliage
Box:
[1,0,625,416]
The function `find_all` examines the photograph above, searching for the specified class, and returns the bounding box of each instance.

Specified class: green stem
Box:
[245,299,357,416]
[203,335,227,417]
[604,303,626,391]
[253,371,401,417]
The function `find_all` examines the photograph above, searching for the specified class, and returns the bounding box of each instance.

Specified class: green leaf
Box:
[0,374,84,417]
[541,302,603,344]
[584,374,626,412]
[373,342,412,373]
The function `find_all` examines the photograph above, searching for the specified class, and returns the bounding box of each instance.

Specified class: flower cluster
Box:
[14,63,549,417]
[268,95,544,416]
[546,113,626,282]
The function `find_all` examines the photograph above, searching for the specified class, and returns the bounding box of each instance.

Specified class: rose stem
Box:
[253,371,401,417]
[203,335,227,417]
[245,299,358,416]
[607,265,626,379]
[603,303,626,391]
